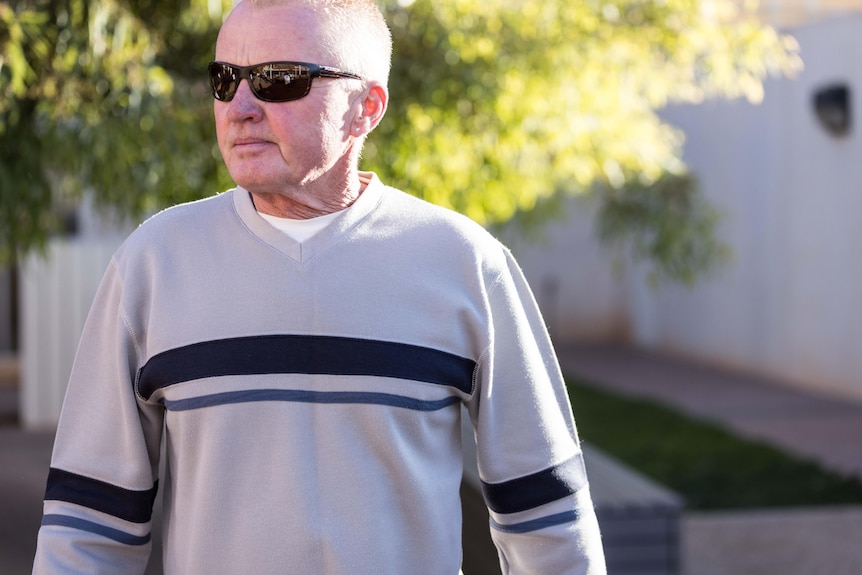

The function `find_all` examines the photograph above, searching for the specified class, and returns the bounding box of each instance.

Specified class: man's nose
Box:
[227,79,263,120]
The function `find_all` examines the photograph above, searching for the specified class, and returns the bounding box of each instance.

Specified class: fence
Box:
[20,238,122,429]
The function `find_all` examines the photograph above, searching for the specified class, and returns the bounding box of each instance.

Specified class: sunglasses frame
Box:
[208,61,364,103]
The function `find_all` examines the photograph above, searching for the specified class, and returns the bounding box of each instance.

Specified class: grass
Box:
[566,376,862,510]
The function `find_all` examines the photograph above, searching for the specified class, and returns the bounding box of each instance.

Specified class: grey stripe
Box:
[41,514,151,546]
[164,389,461,412]
[490,510,580,534]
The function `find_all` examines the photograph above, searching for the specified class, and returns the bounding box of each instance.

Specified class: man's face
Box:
[213,3,360,196]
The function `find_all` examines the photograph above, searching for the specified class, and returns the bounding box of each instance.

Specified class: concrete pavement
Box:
[559,343,862,575]
[558,343,862,481]
[0,427,53,575]
[683,505,862,575]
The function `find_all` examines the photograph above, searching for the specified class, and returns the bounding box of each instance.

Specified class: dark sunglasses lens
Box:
[209,63,238,101]
[249,64,311,102]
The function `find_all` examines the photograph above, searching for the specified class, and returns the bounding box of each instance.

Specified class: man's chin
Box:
[228,165,286,192]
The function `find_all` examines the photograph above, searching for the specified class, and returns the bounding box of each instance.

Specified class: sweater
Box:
[32,173,606,574]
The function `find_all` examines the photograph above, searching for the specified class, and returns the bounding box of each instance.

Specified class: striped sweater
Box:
[33,173,606,574]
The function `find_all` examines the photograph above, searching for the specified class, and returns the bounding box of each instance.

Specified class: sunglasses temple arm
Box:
[318,66,363,80]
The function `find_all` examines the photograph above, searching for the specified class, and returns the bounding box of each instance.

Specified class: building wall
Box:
[503,195,629,345]
[757,0,862,28]
[512,15,862,401]
[638,15,862,400]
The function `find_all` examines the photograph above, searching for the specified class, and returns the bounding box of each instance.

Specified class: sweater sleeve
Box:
[32,258,164,575]
[467,248,606,575]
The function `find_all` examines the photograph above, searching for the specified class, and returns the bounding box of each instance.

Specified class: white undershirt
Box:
[258,210,343,243]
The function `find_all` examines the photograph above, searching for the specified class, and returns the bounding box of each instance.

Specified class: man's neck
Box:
[250,173,365,220]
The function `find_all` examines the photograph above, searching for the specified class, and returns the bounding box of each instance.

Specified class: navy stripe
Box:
[137,335,476,400]
[481,454,587,514]
[44,468,158,524]
[41,514,151,546]
[164,389,461,412]
[490,510,580,534]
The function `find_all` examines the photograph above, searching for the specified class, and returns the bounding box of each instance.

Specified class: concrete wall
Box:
[503,195,629,345]
[635,15,862,401]
[513,15,862,401]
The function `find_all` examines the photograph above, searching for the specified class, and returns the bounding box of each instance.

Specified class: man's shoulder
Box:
[115,190,236,260]
[141,189,234,228]
[378,185,499,247]
[373,185,512,276]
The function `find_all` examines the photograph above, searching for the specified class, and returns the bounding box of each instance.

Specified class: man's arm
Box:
[467,249,606,575]
[32,259,164,575]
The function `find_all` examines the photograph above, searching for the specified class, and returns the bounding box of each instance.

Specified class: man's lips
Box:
[233,138,270,147]
[231,139,272,157]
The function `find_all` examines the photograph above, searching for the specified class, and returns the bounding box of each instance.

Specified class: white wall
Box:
[503,194,629,344]
[514,15,862,401]
[637,14,862,400]
[758,0,862,28]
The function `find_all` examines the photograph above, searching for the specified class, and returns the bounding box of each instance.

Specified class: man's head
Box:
[212,0,392,214]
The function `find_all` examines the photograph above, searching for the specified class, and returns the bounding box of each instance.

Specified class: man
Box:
[33,0,606,573]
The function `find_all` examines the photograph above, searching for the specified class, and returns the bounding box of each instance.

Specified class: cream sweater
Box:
[33,173,605,574]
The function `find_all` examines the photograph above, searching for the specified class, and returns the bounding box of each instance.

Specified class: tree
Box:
[0,0,232,261]
[0,0,800,282]
[366,0,800,283]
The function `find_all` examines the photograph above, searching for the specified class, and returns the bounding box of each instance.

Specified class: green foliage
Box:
[597,173,731,285]
[0,0,801,282]
[567,377,862,509]
[0,0,233,261]
[366,0,800,282]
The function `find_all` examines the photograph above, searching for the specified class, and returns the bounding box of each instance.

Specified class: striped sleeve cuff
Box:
[481,453,588,515]
[44,467,158,524]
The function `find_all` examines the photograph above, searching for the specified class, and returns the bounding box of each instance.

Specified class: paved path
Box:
[559,343,862,575]
[683,506,862,575]
[559,343,862,480]
[0,428,53,575]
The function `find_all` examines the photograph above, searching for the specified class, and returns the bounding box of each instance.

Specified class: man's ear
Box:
[351,83,388,137]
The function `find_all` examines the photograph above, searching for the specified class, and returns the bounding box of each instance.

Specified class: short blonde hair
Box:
[237,0,392,88]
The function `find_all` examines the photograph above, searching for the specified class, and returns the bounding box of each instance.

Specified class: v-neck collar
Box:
[232,172,385,264]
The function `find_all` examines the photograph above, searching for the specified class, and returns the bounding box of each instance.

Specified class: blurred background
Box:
[2,0,862,574]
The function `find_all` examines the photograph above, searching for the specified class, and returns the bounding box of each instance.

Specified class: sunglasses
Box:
[208,61,364,103]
